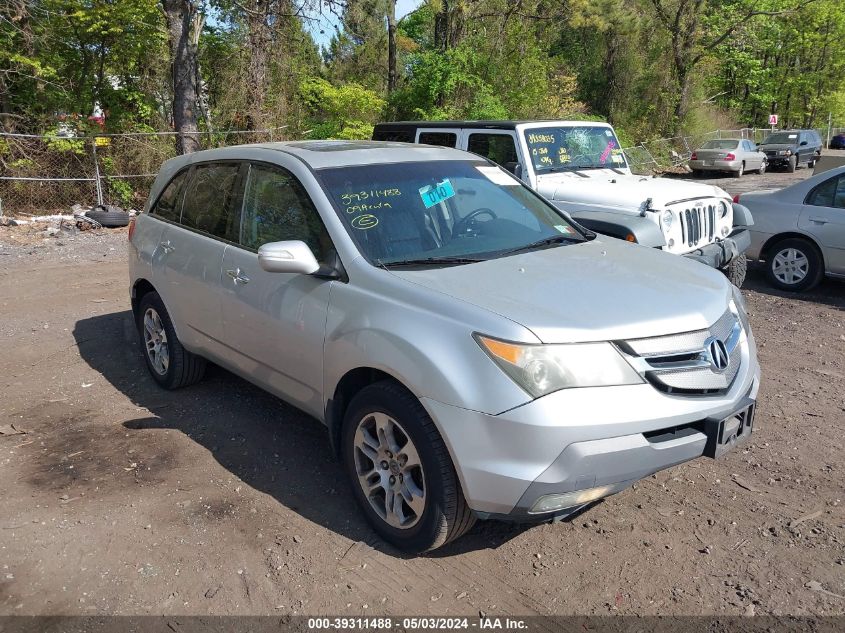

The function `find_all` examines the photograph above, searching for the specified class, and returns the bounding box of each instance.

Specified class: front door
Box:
[219,162,335,417]
[800,172,845,274]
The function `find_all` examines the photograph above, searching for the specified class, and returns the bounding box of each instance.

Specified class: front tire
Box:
[757,161,766,175]
[342,381,475,553]
[137,291,206,389]
[787,155,797,173]
[722,253,747,288]
[765,238,824,292]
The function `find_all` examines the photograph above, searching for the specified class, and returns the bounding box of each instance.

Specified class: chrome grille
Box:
[679,204,716,248]
[620,310,743,395]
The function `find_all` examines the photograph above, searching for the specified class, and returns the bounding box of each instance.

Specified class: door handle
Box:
[808,217,829,224]
[226,268,250,284]
[159,240,175,253]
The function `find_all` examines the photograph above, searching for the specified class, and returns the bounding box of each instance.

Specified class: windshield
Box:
[762,132,799,144]
[523,126,626,173]
[318,160,585,266]
[701,140,740,150]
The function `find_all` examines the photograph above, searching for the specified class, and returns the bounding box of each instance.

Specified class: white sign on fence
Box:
[769,114,779,126]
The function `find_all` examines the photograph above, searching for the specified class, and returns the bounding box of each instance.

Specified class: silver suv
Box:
[129,141,760,552]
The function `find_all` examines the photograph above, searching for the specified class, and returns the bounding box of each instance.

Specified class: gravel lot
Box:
[0,168,843,619]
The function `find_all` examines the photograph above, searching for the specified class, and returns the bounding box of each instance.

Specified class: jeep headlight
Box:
[660,210,673,233]
[475,335,643,398]
[719,201,730,218]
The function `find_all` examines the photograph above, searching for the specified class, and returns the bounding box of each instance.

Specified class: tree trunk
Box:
[387,0,397,93]
[245,5,270,131]
[162,0,201,154]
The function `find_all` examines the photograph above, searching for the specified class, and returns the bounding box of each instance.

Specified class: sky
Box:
[306,0,424,49]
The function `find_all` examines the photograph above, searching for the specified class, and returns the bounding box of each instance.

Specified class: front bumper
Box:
[682,227,750,269]
[421,330,760,519]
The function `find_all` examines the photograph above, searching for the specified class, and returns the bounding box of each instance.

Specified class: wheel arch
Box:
[760,232,825,267]
[326,366,420,456]
[131,278,157,318]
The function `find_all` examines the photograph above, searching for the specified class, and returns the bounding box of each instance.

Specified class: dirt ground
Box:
[0,172,843,619]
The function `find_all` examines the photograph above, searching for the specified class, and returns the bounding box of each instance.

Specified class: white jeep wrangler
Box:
[373,120,753,286]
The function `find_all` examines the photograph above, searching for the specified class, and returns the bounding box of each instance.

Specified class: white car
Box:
[739,164,845,291]
[374,120,753,286]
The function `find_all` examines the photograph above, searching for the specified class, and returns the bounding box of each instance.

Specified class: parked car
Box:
[829,133,845,150]
[688,139,767,178]
[738,164,845,292]
[758,129,822,173]
[130,141,760,552]
[373,121,753,287]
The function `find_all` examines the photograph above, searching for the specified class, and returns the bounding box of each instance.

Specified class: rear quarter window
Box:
[150,170,188,222]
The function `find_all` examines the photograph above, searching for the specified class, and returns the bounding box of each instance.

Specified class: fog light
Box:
[721,226,729,237]
[529,485,613,514]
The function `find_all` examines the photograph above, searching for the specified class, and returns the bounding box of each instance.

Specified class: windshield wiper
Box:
[500,234,583,256]
[380,255,487,268]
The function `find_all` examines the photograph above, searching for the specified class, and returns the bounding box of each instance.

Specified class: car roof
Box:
[159,140,476,171]
[373,120,614,131]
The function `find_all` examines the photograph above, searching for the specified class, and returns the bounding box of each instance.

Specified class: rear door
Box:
[154,161,243,353]
[219,161,335,417]
[800,172,845,274]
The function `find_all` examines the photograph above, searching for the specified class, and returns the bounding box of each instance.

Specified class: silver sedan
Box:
[739,165,845,291]
[689,139,767,178]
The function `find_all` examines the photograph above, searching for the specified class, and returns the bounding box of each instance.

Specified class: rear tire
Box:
[342,381,475,553]
[765,238,824,292]
[137,291,206,389]
[733,163,744,178]
[722,253,747,288]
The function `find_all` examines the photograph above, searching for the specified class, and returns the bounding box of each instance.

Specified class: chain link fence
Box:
[3,125,845,215]
[622,127,845,174]
[0,129,286,216]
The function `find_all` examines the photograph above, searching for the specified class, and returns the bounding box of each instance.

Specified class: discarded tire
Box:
[86,205,130,228]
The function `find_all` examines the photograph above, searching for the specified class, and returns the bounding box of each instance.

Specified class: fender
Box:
[732,203,754,228]
[553,203,666,248]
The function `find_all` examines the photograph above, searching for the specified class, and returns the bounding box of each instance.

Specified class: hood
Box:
[759,143,796,151]
[390,238,731,344]
[535,172,730,212]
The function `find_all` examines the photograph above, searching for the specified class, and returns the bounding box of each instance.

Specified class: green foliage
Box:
[300,78,386,139]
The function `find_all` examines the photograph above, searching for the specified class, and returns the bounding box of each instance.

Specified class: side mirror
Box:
[258,240,320,274]
[800,140,808,146]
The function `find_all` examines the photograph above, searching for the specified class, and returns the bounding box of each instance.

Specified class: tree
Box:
[162,0,203,153]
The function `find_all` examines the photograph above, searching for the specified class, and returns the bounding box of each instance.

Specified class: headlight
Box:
[660,210,673,233]
[719,201,729,218]
[730,285,750,333]
[475,335,643,398]
[778,149,792,156]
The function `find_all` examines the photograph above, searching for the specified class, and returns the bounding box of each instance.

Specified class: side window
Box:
[150,170,188,222]
[418,132,457,147]
[180,163,241,241]
[240,164,332,261]
[373,129,414,143]
[467,133,518,167]
[807,175,845,208]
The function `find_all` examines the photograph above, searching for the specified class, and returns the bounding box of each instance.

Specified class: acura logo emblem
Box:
[705,337,729,372]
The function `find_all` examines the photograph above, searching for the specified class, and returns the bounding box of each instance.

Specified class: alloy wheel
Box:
[353,411,426,529]
[143,307,170,375]
[772,248,809,285]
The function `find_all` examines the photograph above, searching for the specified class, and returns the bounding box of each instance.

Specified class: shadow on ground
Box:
[73,310,537,558]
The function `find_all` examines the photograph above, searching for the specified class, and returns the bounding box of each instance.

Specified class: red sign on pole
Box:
[769,114,779,126]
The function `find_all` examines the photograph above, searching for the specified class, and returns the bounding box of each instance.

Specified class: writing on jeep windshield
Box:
[524,126,627,173]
